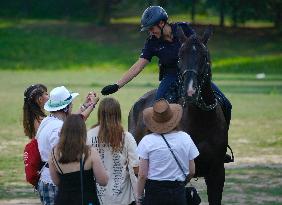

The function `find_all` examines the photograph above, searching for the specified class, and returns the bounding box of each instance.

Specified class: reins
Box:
[178,56,217,111]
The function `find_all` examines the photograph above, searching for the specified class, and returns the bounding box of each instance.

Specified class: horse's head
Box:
[178,26,212,102]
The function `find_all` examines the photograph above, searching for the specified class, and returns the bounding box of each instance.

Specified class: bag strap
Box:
[52,148,63,174]
[35,117,49,139]
[80,156,84,205]
[161,134,187,181]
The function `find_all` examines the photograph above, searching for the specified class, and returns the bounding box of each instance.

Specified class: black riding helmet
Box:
[140,6,168,32]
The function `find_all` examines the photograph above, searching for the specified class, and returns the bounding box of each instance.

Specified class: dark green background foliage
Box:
[1,0,281,28]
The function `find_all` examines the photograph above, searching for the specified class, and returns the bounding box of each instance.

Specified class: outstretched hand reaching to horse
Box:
[101,84,119,95]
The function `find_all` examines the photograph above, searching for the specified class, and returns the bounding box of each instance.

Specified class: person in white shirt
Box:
[136,99,199,205]
[87,97,139,205]
[36,86,99,205]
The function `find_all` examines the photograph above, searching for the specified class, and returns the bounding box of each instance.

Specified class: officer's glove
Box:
[101,84,119,95]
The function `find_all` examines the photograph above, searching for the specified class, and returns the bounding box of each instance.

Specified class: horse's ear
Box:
[202,25,213,45]
[177,25,188,44]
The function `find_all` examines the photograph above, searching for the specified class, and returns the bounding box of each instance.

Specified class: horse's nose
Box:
[187,80,196,97]
[187,88,196,97]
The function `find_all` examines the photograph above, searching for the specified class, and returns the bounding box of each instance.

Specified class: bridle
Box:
[178,48,218,111]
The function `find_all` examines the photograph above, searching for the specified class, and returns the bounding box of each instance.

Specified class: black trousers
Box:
[144,179,186,205]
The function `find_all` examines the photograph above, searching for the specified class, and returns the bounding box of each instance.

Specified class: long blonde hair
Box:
[93,97,124,152]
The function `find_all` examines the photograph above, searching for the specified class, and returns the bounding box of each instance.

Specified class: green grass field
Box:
[0,18,281,203]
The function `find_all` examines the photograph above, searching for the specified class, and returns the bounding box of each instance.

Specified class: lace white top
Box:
[87,126,139,205]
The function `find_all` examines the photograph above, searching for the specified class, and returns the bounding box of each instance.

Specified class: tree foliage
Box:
[0,0,280,29]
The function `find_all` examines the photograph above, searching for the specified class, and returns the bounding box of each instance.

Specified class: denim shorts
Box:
[37,180,58,205]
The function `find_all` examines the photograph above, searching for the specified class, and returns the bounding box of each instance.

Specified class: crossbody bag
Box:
[161,134,201,205]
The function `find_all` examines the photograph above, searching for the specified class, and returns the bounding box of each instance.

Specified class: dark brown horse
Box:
[128,27,231,205]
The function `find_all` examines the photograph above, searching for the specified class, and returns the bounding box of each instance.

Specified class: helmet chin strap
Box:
[158,22,166,39]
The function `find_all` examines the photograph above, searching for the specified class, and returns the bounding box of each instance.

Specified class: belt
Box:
[146,179,185,187]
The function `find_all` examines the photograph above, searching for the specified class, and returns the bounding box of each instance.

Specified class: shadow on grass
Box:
[0,20,281,74]
[1,165,281,205]
[0,26,136,70]
[222,166,282,205]
[0,185,36,199]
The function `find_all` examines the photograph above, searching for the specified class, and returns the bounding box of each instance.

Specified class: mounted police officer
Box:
[101,6,231,124]
[101,6,196,100]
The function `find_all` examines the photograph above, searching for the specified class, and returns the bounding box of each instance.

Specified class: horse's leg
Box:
[128,90,156,144]
[128,108,136,135]
[128,98,147,144]
[204,163,225,205]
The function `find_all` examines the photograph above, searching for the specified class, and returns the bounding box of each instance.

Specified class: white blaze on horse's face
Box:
[187,79,196,97]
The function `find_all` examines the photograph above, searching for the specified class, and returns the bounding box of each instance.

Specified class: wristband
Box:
[80,103,87,110]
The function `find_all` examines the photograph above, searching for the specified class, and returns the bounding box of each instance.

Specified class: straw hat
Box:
[44,86,79,112]
[143,99,183,134]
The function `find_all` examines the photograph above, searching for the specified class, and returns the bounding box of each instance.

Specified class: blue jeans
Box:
[156,74,178,100]
[38,180,58,205]
[144,180,186,205]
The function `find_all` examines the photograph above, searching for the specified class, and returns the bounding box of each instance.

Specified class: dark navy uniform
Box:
[140,22,232,124]
[140,22,194,99]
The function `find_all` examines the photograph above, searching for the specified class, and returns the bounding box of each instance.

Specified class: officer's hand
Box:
[101,84,119,95]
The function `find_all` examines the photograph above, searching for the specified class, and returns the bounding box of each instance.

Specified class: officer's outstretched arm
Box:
[117,58,149,88]
[101,58,149,95]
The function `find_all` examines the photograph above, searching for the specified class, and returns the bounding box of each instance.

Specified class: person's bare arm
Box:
[136,158,148,205]
[117,58,149,88]
[91,147,109,186]
[101,58,149,95]
[75,92,99,120]
[187,159,195,182]
[48,153,60,186]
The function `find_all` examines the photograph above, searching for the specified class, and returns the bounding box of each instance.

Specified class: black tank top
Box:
[52,150,100,205]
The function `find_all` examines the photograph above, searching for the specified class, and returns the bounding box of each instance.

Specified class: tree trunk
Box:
[63,0,70,17]
[231,2,238,27]
[191,0,196,24]
[97,0,111,25]
[274,4,282,30]
[147,0,153,6]
[219,0,225,27]
[157,0,167,7]
[21,0,31,17]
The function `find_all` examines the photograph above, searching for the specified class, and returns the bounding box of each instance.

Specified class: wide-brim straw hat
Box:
[143,99,183,134]
[44,86,79,112]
